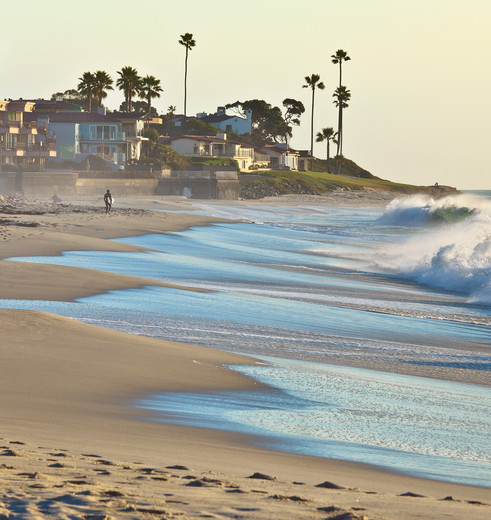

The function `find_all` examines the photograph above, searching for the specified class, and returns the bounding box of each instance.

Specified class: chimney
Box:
[97,106,107,116]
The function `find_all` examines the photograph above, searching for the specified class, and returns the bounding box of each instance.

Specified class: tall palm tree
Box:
[77,72,96,111]
[178,32,196,116]
[316,127,337,173]
[93,70,113,108]
[139,75,163,113]
[331,49,351,89]
[331,49,350,155]
[333,86,351,157]
[302,74,325,162]
[116,66,141,112]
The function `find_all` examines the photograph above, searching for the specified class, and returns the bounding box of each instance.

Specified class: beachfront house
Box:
[112,112,161,165]
[256,143,299,170]
[27,108,148,169]
[0,100,57,170]
[160,133,255,170]
[196,106,252,135]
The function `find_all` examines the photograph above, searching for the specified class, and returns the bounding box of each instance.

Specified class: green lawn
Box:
[240,169,457,197]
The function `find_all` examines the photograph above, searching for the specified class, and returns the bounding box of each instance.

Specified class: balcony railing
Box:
[3,142,56,152]
[79,132,126,141]
[0,121,38,131]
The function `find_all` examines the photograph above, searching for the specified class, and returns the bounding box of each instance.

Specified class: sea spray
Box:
[376,195,491,302]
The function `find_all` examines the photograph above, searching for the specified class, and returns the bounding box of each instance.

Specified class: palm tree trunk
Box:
[310,88,315,169]
[336,104,342,156]
[326,140,330,173]
[337,62,342,156]
[184,47,189,116]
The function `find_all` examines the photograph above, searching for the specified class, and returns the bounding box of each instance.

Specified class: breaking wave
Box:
[378,194,489,226]
[376,195,491,304]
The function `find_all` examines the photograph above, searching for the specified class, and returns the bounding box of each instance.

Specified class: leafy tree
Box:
[182,117,220,136]
[139,75,163,113]
[93,70,113,107]
[316,127,337,173]
[226,99,288,144]
[51,89,86,107]
[118,100,158,115]
[178,32,196,116]
[147,143,190,170]
[116,66,141,112]
[282,98,305,145]
[77,72,96,111]
[332,86,351,157]
[331,49,351,155]
[302,74,325,159]
[143,127,159,142]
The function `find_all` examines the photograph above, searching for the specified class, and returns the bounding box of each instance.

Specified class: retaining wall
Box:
[76,178,159,197]
[0,170,239,199]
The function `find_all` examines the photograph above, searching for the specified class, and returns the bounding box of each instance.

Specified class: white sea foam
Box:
[376,195,491,303]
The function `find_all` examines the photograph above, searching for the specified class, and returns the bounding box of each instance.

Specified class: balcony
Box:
[2,142,56,157]
[0,121,38,134]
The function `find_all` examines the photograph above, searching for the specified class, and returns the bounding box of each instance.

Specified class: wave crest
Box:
[376,195,491,304]
[379,194,490,226]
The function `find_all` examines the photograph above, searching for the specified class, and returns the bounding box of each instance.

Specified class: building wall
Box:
[47,122,79,160]
[214,109,252,135]
[76,177,158,196]
[157,177,238,199]
[170,138,203,156]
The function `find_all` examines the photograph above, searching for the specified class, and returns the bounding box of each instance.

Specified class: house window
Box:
[91,126,115,140]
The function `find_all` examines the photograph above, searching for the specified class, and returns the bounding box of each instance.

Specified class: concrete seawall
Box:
[0,171,239,200]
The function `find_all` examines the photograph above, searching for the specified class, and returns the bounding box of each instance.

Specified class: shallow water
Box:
[3,193,490,486]
[137,358,491,487]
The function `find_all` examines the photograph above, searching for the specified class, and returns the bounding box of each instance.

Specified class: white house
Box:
[256,143,299,170]
[196,106,252,135]
[160,133,254,170]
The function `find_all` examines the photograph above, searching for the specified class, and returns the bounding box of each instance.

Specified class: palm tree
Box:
[302,74,325,162]
[316,127,337,173]
[139,75,163,113]
[333,86,351,157]
[331,49,351,89]
[93,70,113,108]
[77,72,96,111]
[178,32,196,116]
[116,66,141,112]
[331,50,350,155]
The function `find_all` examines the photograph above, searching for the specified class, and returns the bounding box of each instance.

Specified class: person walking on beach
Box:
[104,189,113,214]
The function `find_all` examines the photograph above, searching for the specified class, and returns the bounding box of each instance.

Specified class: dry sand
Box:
[0,193,489,519]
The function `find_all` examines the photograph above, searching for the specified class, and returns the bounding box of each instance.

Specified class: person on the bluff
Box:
[104,189,113,214]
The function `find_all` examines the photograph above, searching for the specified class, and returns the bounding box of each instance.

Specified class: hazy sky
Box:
[3,0,490,189]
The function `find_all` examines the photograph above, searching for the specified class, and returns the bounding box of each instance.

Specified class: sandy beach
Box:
[1,192,489,520]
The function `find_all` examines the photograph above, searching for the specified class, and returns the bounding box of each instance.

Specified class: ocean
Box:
[3,191,490,487]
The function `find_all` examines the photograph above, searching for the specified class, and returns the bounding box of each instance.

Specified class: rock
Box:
[315,480,345,489]
[247,472,277,481]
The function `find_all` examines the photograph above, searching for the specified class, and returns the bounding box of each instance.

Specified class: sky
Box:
[2,0,490,189]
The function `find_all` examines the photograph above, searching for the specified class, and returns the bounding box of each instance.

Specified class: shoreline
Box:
[1,193,490,519]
